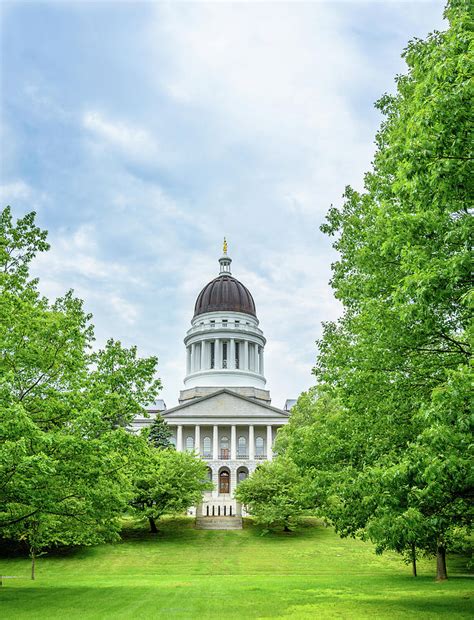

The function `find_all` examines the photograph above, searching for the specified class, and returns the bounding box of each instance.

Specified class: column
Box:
[215,338,221,369]
[213,425,219,460]
[267,425,273,461]
[243,340,249,371]
[200,341,206,371]
[191,343,196,372]
[186,346,191,374]
[260,347,264,376]
[195,425,200,455]
[229,338,235,370]
[177,425,183,452]
[231,425,236,460]
[249,425,255,460]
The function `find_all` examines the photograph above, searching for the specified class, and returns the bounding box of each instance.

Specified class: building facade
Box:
[160,243,290,519]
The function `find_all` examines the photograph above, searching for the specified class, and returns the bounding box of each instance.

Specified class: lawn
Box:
[0,517,472,619]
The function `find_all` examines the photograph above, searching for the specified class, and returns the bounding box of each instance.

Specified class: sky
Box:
[1,0,447,408]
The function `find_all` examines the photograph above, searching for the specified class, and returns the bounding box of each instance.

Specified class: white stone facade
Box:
[163,389,288,517]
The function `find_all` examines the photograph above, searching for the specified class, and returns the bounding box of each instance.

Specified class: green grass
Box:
[0,517,472,619]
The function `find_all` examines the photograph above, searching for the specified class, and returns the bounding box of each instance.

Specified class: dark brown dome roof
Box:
[194,275,256,318]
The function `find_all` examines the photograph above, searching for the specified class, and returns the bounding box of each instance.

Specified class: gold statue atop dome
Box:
[223,237,228,255]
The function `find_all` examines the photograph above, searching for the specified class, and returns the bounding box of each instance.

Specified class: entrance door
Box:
[219,470,230,494]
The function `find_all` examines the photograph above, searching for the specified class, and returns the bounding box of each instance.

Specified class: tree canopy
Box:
[278,0,473,580]
[0,207,162,577]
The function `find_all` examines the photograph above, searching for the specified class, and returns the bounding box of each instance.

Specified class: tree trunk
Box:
[411,543,417,577]
[148,516,158,534]
[436,545,448,580]
[31,549,36,581]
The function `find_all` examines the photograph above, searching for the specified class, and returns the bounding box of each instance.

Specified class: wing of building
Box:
[139,242,294,520]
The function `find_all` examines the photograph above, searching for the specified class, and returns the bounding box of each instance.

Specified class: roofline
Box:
[162,388,289,417]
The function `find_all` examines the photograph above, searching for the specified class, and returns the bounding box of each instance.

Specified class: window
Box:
[210,341,215,369]
[222,341,228,368]
[185,436,194,452]
[219,470,230,494]
[237,469,248,484]
[235,342,240,369]
[206,467,213,482]
[238,436,247,456]
[203,436,211,457]
[235,320,240,327]
[255,436,264,456]
[222,319,228,328]
[210,320,215,328]
[220,436,229,460]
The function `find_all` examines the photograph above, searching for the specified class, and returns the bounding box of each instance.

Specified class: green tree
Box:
[0,207,162,577]
[146,414,173,449]
[281,0,472,580]
[235,458,305,532]
[130,446,211,533]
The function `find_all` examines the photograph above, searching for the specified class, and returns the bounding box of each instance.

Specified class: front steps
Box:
[195,516,243,530]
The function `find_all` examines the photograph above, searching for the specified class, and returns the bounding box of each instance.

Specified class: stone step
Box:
[195,517,243,530]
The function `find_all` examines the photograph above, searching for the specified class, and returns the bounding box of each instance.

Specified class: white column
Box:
[229,338,235,370]
[200,341,206,371]
[186,346,191,374]
[213,425,218,460]
[231,425,236,460]
[195,425,200,455]
[267,425,273,461]
[177,425,183,452]
[249,425,254,460]
[260,347,264,376]
[215,338,221,369]
[243,340,249,371]
[191,343,196,372]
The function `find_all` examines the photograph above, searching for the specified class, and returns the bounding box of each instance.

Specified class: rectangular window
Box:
[222,319,228,328]
[222,341,228,369]
[235,320,240,327]
[210,320,215,328]
[210,341,215,369]
[235,342,240,369]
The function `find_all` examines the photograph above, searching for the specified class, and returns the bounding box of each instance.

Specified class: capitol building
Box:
[134,242,293,526]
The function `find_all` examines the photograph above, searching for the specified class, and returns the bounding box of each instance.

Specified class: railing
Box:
[187,322,263,337]
[237,453,249,460]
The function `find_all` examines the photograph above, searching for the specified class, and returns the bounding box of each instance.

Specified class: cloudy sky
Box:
[1,0,446,408]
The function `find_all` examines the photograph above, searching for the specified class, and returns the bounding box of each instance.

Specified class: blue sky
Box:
[1,0,446,407]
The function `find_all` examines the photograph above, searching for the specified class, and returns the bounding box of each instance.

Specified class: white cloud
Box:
[82,110,159,162]
[0,180,33,203]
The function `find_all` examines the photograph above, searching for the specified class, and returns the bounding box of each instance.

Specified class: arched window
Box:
[237,468,248,484]
[185,436,194,451]
[255,436,264,456]
[203,436,211,458]
[220,436,229,459]
[219,470,230,494]
[238,436,247,457]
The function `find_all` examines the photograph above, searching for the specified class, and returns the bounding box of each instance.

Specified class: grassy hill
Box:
[0,517,472,619]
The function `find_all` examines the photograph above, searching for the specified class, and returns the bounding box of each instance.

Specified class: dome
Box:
[194,274,256,318]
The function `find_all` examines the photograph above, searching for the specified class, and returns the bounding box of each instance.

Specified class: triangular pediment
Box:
[162,389,289,421]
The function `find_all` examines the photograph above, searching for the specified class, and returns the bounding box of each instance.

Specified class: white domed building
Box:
[158,243,292,526]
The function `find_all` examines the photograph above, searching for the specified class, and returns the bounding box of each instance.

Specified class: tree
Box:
[280,0,472,579]
[130,446,211,533]
[0,207,162,577]
[235,458,306,532]
[146,414,173,449]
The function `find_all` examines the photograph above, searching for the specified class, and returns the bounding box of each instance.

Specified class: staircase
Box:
[195,516,243,530]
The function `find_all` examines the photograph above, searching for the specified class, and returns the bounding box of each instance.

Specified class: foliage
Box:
[235,458,306,531]
[130,445,211,532]
[280,0,473,580]
[0,207,162,577]
[145,413,173,449]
